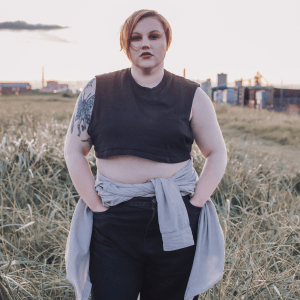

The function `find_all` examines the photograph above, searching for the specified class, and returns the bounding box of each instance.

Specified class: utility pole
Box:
[183,68,186,78]
[42,67,45,88]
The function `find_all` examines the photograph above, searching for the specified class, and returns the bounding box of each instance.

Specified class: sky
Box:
[0,0,299,87]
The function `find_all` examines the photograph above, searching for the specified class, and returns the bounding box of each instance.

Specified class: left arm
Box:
[189,87,228,207]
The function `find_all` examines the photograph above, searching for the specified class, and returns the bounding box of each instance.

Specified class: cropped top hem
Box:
[95,148,191,164]
[88,68,201,164]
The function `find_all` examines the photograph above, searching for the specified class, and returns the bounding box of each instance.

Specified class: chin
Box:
[136,60,162,69]
[134,62,153,69]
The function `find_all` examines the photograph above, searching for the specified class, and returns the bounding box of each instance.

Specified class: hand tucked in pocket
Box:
[189,197,208,208]
[90,202,109,213]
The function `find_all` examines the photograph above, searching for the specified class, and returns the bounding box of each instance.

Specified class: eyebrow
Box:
[131,30,161,35]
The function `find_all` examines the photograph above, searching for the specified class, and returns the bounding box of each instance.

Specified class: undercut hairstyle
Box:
[119,9,172,62]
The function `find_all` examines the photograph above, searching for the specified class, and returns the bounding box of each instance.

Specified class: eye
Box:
[130,35,159,41]
[131,36,141,41]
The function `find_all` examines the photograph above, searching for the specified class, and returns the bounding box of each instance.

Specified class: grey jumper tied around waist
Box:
[65,157,225,300]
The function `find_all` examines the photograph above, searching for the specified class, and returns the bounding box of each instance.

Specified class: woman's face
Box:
[129,17,167,70]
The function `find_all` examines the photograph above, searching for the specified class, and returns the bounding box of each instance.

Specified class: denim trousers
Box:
[89,194,202,300]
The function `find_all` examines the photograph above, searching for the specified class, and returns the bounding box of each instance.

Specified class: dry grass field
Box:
[0,92,299,299]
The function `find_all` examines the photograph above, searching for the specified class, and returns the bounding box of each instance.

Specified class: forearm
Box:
[193,150,227,205]
[64,152,103,211]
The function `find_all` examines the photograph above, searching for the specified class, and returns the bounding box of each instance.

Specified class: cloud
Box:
[0,21,74,43]
[0,20,69,31]
[33,32,75,44]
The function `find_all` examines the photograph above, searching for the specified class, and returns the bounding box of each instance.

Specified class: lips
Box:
[141,52,153,56]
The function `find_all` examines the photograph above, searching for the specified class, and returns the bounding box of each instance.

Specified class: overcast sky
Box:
[0,0,299,86]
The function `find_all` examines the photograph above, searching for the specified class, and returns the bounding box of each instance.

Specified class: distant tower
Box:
[217,73,227,87]
[183,68,186,78]
[201,79,211,94]
[42,67,45,88]
[235,78,243,88]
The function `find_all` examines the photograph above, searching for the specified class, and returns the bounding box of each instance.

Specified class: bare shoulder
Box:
[64,78,96,156]
[190,87,227,158]
[191,87,215,116]
[70,78,96,136]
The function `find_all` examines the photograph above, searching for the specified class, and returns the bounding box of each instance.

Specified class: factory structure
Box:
[39,67,69,93]
[201,72,300,115]
[0,80,69,94]
[0,67,69,95]
[1,67,299,115]
[0,82,31,95]
[39,80,69,93]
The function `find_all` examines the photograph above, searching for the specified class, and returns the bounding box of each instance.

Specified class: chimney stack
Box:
[42,67,45,88]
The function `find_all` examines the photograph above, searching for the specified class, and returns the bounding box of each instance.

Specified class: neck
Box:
[130,63,165,88]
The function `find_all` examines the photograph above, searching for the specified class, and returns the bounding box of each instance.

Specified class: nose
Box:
[141,36,150,49]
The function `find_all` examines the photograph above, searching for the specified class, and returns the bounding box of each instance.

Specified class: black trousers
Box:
[89,194,202,300]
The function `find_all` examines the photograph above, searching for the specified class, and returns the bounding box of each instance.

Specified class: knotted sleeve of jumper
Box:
[65,198,93,300]
[184,199,225,300]
[94,158,199,251]
[64,157,225,300]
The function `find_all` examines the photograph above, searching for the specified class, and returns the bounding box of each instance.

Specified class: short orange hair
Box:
[120,9,172,62]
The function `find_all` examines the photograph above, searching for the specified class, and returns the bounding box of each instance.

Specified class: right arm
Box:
[64,78,107,212]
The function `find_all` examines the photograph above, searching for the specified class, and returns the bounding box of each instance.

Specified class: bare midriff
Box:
[95,110,193,184]
[96,156,190,184]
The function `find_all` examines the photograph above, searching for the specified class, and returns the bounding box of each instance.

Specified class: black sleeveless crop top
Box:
[87,67,200,163]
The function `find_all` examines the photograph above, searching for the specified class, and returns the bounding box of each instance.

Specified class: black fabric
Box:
[89,194,201,300]
[87,68,200,163]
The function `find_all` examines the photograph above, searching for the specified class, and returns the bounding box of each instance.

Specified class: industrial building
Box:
[40,80,69,93]
[0,82,31,95]
[200,79,211,95]
[209,72,300,115]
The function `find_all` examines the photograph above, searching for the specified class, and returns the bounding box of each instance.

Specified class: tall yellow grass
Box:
[0,93,299,299]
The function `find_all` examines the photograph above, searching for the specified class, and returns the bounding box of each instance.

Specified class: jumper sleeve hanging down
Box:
[65,157,225,300]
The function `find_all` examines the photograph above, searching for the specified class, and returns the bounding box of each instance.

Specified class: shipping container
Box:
[215,90,223,103]
[223,88,235,105]
[256,90,269,109]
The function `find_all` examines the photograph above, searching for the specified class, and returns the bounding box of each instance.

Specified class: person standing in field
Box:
[64,9,227,300]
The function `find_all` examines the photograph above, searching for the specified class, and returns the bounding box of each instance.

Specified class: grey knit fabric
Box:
[65,157,225,300]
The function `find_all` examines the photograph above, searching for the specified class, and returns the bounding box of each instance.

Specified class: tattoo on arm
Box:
[86,79,94,89]
[70,78,95,137]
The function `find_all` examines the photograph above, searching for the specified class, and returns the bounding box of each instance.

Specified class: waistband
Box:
[126,194,191,207]
[94,157,198,252]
